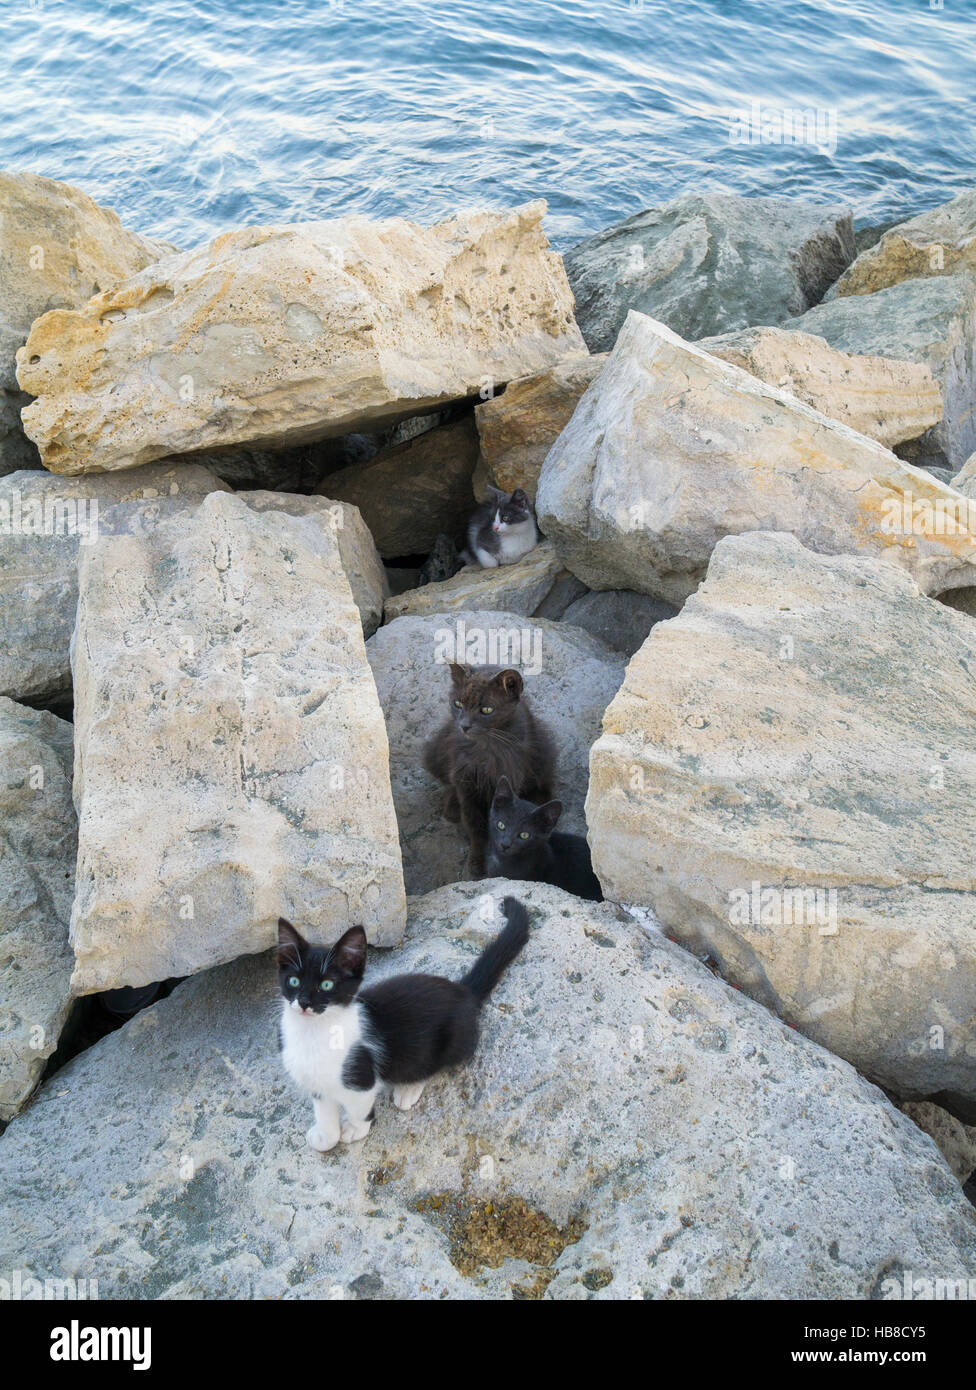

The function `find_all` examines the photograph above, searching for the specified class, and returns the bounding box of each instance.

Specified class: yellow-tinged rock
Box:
[830,189,976,297]
[699,324,942,452]
[17,202,585,474]
[536,310,976,603]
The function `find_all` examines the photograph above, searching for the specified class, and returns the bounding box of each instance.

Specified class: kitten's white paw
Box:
[307,1123,339,1152]
[392,1082,425,1111]
[340,1118,373,1143]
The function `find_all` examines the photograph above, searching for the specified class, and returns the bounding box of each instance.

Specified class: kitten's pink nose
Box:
[492,522,501,532]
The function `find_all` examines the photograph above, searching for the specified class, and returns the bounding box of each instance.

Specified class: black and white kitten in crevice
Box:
[278,897,530,1151]
[465,486,538,567]
[486,776,604,902]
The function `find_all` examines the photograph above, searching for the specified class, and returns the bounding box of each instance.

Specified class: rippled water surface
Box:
[1,0,973,249]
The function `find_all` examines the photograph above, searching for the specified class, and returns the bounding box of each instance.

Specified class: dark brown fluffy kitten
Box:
[423,663,557,876]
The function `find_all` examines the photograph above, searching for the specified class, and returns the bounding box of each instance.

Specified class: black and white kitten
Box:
[277,897,530,1151]
[486,776,604,902]
[466,486,538,567]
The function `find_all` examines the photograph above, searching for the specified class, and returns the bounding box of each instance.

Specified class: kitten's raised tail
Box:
[461,896,530,1003]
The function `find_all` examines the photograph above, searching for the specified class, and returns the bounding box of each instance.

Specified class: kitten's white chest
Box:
[497,517,537,563]
[280,1001,364,1095]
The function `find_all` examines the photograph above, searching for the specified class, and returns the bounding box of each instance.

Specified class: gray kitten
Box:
[465,487,538,567]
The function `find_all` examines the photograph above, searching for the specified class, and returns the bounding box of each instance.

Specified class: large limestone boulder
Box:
[587,531,976,1116]
[16,202,585,475]
[699,325,942,452]
[0,699,76,1120]
[382,543,564,623]
[0,171,171,477]
[235,491,388,638]
[317,416,479,558]
[830,189,976,298]
[563,192,854,352]
[0,463,229,703]
[474,354,606,501]
[536,311,976,603]
[1,880,973,1299]
[70,490,405,993]
[366,612,625,894]
[787,274,976,472]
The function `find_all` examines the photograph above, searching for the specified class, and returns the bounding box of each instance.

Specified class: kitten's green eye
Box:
[288,976,299,988]
[481,706,493,715]
[320,979,334,991]
[453,699,463,708]
[497,820,505,829]
[519,831,530,839]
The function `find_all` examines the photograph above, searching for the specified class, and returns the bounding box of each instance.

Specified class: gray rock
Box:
[938,587,976,619]
[0,698,76,1120]
[530,571,589,620]
[560,590,678,655]
[384,566,421,597]
[417,533,463,587]
[1,881,973,1299]
[564,192,854,352]
[317,417,479,559]
[366,612,625,894]
[854,218,904,255]
[1,389,41,477]
[181,446,321,493]
[787,274,976,471]
[0,463,230,703]
[901,1102,976,1187]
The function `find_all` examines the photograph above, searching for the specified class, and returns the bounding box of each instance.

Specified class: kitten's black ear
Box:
[492,776,515,808]
[531,800,563,835]
[277,918,306,967]
[510,488,530,509]
[486,484,507,504]
[495,668,523,699]
[449,662,470,685]
[330,925,367,979]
